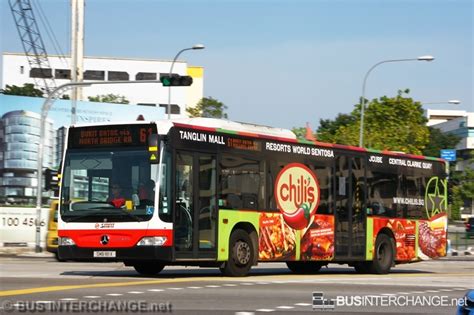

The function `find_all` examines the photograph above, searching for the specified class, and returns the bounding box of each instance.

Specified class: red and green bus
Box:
[58,118,448,276]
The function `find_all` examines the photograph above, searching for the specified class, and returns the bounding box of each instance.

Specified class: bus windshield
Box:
[60,148,158,222]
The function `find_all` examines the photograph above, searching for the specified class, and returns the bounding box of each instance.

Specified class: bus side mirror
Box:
[148,134,159,164]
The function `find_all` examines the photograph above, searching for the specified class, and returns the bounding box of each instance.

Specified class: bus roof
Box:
[71,117,296,139]
[168,117,297,139]
[69,118,445,163]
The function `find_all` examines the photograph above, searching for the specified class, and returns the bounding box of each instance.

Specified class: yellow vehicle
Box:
[46,199,60,260]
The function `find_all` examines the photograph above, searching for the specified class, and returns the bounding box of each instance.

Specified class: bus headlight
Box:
[59,237,76,246]
[137,236,167,246]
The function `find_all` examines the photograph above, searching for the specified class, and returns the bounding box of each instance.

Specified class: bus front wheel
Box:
[286,261,322,274]
[133,262,165,276]
[370,234,394,274]
[221,229,254,277]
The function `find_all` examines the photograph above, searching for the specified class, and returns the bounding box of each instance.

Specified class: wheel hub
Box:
[234,241,251,265]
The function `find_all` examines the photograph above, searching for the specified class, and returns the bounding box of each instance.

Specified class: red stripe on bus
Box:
[58,229,173,247]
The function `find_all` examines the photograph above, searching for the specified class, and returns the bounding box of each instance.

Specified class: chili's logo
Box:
[275,163,320,230]
[424,176,447,219]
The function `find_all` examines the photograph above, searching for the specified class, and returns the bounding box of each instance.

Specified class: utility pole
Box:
[70,0,84,124]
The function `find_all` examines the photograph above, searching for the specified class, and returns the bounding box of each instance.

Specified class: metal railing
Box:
[448,231,474,252]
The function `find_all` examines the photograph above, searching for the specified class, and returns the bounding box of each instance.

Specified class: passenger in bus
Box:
[108,183,126,208]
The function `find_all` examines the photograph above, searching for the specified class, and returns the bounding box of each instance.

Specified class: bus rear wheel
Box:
[369,234,394,274]
[221,229,254,277]
[286,261,322,274]
[133,262,165,276]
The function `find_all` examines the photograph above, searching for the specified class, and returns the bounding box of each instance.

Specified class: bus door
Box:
[174,150,217,260]
[334,154,366,260]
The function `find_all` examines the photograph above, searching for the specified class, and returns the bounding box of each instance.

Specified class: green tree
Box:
[0,84,43,97]
[307,89,429,155]
[186,97,228,119]
[317,113,357,143]
[88,94,129,104]
[450,153,474,220]
[291,127,306,140]
[422,127,461,157]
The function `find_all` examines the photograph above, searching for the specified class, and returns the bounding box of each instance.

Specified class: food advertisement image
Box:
[373,218,416,261]
[418,212,447,259]
[300,214,334,261]
[274,163,320,231]
[258,213,296,261]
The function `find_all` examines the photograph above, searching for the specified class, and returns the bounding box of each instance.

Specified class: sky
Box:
[1,0,472,130]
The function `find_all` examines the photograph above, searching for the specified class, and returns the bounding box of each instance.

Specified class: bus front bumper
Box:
[58,245,173,262]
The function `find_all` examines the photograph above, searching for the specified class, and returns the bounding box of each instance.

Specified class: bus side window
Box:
[219,154,263,210]
[367,171,399,218]
[266,159,287,210]
[311,163,333,214]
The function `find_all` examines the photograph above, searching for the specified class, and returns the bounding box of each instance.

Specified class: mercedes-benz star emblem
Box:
[100,235,109,245]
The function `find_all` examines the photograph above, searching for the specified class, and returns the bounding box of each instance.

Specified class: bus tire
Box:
[353,262,370,274]
[54,252,65,262]
[221,229,254,277]
[286,261,322,274]
[370,234,394,274]
[133,262,165,276]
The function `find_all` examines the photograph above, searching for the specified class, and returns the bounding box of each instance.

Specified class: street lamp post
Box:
[422,100,461,105]
[359,55,435,148]
[167,44,205,120]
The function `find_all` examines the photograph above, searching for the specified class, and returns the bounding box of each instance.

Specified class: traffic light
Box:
[160,74,193,86]
[44,168,59,192]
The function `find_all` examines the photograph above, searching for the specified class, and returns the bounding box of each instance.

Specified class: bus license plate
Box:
[93,251,116,258]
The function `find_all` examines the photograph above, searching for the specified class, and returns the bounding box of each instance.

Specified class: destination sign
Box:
[68,124,154,148]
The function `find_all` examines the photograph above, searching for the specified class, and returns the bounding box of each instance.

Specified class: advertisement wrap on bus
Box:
[57,118,448,276]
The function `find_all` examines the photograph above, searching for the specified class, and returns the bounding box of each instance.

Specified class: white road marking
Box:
[276,305,294,309]
[424,290,439,293]
[438,289,454,292]
[294,303,312,306]
[301,279,466,288]
[128,291,144,294]
[241,283,254,285]
[396,292,410,295]
[256,282,270,285]
[168,288,183,290]
[410,291,424,294]
[381,293,396,296]
[255,309,274,312]
[454,288,468,290]
[223,284,237,287]
[147,289,164,292]
[106,293,123,296]
[235,312,255,315]
[60,298,78,301]
[187,286,202,289]
[83,296,101,299]
[205,285,221,288]
[35,301,53,304]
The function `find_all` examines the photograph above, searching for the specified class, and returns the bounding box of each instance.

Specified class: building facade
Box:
[0,110,54,205]
[2,53,204,117]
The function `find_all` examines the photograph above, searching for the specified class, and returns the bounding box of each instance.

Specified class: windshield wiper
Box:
[107,207,143,222]
[62,206,144,223]
[62,212,103,223]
